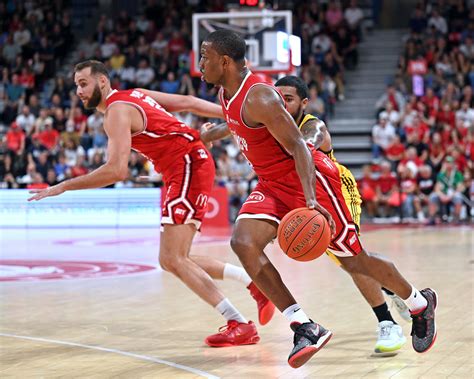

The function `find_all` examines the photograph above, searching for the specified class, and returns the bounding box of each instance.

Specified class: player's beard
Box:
[84,83,102,109]
[293,105,304,125]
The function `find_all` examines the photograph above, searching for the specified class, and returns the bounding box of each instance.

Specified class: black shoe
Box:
[288,320,332,368]
[410,288,438,353]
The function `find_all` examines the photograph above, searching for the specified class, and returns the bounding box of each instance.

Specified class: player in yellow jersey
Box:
[275,76,410,355]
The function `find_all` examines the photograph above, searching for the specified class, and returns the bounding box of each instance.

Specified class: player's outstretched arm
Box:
[138,89,224,119]
[244,85,336,234]
[28,104,132,201]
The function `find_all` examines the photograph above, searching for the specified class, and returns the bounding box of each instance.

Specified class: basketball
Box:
[277,208,331,262]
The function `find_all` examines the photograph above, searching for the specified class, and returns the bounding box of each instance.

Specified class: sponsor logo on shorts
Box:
[196,194,209,208]
[349,235,357,246]
[246,191,265,204]
[175,208,186,216]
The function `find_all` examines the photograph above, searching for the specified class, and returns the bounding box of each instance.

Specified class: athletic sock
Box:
[215,298,247,324]
[403,286,428,313]
[283,304,311,324]
[373,302,396,324]
[223,263,252,287]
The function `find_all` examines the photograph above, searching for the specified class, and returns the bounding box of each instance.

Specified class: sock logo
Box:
[293,308,301,313]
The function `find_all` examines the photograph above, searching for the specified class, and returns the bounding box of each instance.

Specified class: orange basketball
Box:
[277,207,331,262]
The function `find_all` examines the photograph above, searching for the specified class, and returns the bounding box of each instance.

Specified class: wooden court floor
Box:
[0,226,473,378]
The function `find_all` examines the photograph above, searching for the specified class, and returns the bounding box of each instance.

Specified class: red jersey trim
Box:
[140,131,195,142]
[106,89,118,99]
[220,70,252,111]
[107,100,147,136]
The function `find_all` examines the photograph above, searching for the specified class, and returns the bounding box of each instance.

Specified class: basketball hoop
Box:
[190,10,300,78]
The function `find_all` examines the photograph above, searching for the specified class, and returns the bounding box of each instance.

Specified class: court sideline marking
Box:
[0,332,220,379]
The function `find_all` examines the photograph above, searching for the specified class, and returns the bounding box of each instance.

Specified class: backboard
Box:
[191,9,300,77]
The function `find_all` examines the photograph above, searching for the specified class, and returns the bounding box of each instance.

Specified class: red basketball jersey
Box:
[218,72,296,181]
[105,89,200,175]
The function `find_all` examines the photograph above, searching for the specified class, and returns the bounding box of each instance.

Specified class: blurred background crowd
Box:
[367,0,473,224]
[0,0,472,224]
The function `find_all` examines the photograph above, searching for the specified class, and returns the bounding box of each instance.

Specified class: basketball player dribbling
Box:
[201,76,411,355]
[275,76,409,354]
[199,30,437,368]
[28,60,275,347]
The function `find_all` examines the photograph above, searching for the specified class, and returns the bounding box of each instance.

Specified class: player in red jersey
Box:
[28,60,275,347]
[199,30,438,368]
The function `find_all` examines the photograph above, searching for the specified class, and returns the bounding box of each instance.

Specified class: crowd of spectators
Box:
[0,0,363,222]
[367,1,473,224]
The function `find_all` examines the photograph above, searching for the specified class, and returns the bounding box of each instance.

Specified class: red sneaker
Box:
[247,282,275,325]
[205,320,260,347]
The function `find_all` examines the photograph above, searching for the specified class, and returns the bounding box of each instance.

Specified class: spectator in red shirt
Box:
[375,160,398,217]
[4,122,25,155]
[436,102,456,129]
[451,146,468,173]
[400,146,425,176]
[358,165,377,218]
[168,30,186,62]
[19,67,35,90]
[439,122,455,147]
[398,164,418,218]
[420,87,440,114]
[70,154,88,178]
[72,107,87,134]
[404,113,430,143]
[36,120,59,151]
[385,134,405,170]
[427,132,446,173]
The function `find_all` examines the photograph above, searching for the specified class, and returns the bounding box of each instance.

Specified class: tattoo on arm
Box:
[300,120,325,148]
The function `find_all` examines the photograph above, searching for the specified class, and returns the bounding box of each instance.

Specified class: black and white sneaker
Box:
[288,320,332,368]
[411,288,438,353]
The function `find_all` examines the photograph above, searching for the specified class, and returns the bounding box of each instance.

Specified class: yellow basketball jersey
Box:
[299,114,362,228]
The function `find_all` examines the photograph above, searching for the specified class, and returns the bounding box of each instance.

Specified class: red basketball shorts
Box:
[238,151,363,257]
[161,144,215,230]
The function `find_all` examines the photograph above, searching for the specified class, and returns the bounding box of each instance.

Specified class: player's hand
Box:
[200,122,215,148]
[307,200,336,237]
[28,184,65,202]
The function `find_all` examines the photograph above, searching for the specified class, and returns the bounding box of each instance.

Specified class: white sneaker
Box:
[374,321,407,355]
[388,294,412,322]
[417,211,426,222]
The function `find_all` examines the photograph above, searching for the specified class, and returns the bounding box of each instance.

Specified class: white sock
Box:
[403,286,428,313]
[215,298,247,323]
[283,304,310,324]
[223,263,252,287]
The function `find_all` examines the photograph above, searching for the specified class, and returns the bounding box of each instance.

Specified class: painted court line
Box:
[0,333,220,379]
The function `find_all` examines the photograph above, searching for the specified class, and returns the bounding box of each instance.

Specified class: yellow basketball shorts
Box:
[326,163,362,266]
